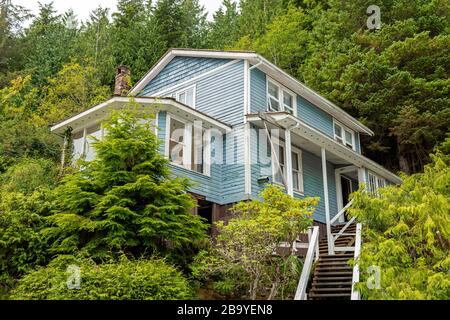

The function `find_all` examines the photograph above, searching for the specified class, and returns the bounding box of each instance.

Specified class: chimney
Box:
[114,65,131,96]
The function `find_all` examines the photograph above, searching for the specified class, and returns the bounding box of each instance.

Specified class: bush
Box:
[10,256,193,300]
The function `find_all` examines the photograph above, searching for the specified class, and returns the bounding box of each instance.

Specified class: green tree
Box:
[349,139,450,299]
[206,0,240,49]
[192,186,318,300]
[43,109,208,261]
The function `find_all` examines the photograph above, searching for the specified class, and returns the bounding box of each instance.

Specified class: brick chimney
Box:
[114,65,131,96]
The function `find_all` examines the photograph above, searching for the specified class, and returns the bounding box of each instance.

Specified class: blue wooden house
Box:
[51,49,401,262]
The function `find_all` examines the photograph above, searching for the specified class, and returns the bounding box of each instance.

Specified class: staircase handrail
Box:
[330,200,353,225]
[294,226,320,300]
[351,223,362,300]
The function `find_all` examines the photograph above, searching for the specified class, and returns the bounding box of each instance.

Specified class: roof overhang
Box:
[129,49,373,136]
[247,112,401,184]
[50,97,232,134]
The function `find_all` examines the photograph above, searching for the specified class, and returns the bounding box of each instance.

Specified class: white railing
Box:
[294,226,320,300]
[330,200,353,225]
[351,223,362,300]
[329,200,354,254]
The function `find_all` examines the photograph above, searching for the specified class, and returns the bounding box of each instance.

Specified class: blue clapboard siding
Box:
[162,60,245,126]
[293,149,338,224]
[140,56,231,96]
[250,67,267,113]
[251,123,272,198]
[156,111,224,204]
[297,96,334,138]
[221,126,246,203]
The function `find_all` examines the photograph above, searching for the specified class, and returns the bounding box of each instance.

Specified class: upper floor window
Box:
[267,79,296,116]
[334,120,355,151]
[175,85,196,108]
[166,114,210,176]
[367,171,386,196]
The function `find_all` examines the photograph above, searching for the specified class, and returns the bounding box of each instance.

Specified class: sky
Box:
[12,0,224,21]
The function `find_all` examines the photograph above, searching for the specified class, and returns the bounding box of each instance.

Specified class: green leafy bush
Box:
[349,145,450,300]
[192,186,318,300]
[10,256,192,300]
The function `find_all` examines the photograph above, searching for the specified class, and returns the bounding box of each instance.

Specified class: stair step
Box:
[314,271,352,277]
[315,267,353,272]
[310,287,351,293]
[312,281,352,287]
[313,276,352,282]
[317,262,351,267]
[308,293,351,299]
[319,254,353,259]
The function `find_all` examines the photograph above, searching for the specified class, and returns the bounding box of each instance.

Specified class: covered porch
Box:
[246,111,401,255]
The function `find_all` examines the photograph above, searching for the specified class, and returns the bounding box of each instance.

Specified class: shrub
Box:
[10,256,192,300]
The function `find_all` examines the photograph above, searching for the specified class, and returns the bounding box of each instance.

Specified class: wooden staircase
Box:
[308,223,356,300]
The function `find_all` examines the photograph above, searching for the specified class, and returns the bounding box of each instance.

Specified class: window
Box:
[176,85,195,108]
[268,81,280,111]
[291,149,304,193]
[72,124,103,162]
[85,124,102,162]
[367,171,386,196]
[167,115,209,175]
[334,120,355,150]
[267,79,296,115]
[269,138,304,193]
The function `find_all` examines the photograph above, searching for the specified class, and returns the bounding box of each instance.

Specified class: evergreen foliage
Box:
[43,109,208,260]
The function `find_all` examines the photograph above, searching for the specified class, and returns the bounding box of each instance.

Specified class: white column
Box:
[184,123,193,170]
[244,122,252,196]
[321,147,334,255]
[285,129,293,196]
[358,167,366,191]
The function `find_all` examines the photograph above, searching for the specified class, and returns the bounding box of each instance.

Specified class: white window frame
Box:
[175,84,196,109]
[266,77,297,116]
[165,114,210,176]
[367,170,386,196]
[291,147,304,194]
[271,139,286,186]
[333,119,356,151]
[270,139,304,194]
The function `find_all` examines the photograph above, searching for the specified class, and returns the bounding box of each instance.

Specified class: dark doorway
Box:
[197,199,213,234]
[340,176,352,221]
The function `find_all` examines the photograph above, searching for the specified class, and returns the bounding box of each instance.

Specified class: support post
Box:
[285,129,293,196]
[321,147,334,255]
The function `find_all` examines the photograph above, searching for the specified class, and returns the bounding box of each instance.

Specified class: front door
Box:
[340,176,352,221]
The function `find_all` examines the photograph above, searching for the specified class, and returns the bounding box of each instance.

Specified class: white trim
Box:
[154,112,159,137]
[321,147,333,255]
[285,129,293,196]
[244,59,249,119]
[266,76,297,116]
[151,60,241,97]
[291,146,304,194]
[165,113,211,177]
[244,122,252,195]
[270,138,286,187]
[333,119,356,151]
[50,97,232,134]
[336,175,353,223]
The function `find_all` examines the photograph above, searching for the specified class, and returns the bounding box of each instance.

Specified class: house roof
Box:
[50,96,232,134]
[129,48,374,136]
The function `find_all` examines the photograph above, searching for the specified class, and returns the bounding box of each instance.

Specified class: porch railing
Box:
[351,223,362,300]
[294,226,320,300]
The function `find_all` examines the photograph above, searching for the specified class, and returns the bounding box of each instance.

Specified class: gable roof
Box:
[129,48,374,136]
